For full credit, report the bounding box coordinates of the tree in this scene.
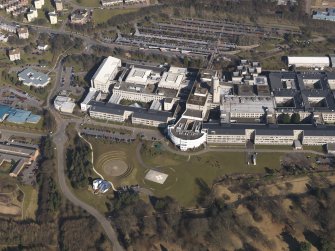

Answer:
[284,33,293,44]
[278,113,291,124]
[320,238,332,251]
[299,241,311,251]
[291,113,301,124]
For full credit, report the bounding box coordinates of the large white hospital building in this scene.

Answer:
[81,57,335,151]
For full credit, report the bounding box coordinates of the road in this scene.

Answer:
[52,119,124,251]
[305,0,312,14]
[42,54,125,250]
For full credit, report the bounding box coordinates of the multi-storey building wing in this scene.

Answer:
[81,57,335,151]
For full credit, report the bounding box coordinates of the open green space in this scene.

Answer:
[19,185,38,220]
[1,118,45,132]
[21,50,55,67]
[255,144,293,150]
[92,8,140,24]
[0,161,13,174]
[69,184,112,214]
[87,139,287,207]
[75,0,100,7]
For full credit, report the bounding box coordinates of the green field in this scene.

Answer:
[19,185,38,220]
[75,0,100,7]
[0,118,45,132]
[92,8,139,24]
[70,184,112,214]
[88,139,286,207]
[0,161,13,174]
[255,145,293,150]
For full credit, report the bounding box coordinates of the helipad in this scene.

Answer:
[145,169,168,184]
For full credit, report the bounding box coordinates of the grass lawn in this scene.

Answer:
[1,118,45,132]
[19,185,38,220]
[141,146,283,206]
[92,8,139,24]
[70,184,112,214]
[0,161,13,174]
[255,145,293,150]
[302,145,325,152]
[75,0,100,7]
[21,50,55,67]
[88,139,286,207]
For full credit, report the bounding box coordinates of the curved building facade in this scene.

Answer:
[167,121,207,151]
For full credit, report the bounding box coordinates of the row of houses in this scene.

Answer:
[0,23,29,38]
[0,0,28,16]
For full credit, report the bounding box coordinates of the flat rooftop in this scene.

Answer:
[204,123,335,137]
[125,67,153,85]
[221,96,274,114]
[114,81,178,98]
[170,117,204,140]
[89,101,172,122]
[92,56,121,85]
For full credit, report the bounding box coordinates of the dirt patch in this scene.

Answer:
[213,186,241,203]
[236,205,287,251]
[0,194,11,204]
[0,204,21,216]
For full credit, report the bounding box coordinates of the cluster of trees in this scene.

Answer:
[36,136,61,223]
[67,23,95,35]
[107,176,335,251]
[278,113,301,124]
[41,109,55,132]
[1,71,19,85]
[50,34,83,54]
[0,219,57,247]
[141,142,162,157]
[59,217,113,250]
[63,54,102,73]
[66,135,92,188]
[96,5,163,29]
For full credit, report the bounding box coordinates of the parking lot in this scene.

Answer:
[0,87,42,109]
[80,128,136,143]
[19,161,38,185]
[114,18,301,56]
